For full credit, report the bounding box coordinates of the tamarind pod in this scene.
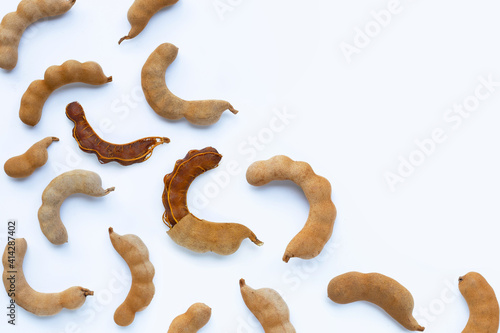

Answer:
[168,213,263,255]
[459,272,499,332]
[239,279,296,333]
[0,0,76,70]
[167,303,211,333]
[327,272,424,331]
[4,136,58,178]
[162,147,222,228]
[141,43,238,126]
[246,155,336,262]
[19,60,112,126]
[119,0,179,44]
[38,170,115,245]
[109,228,155,326]
[66,102,169,166]
[2,238,93,316]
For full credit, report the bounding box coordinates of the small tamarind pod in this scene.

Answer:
[119,0,179,44]
[239,279,296,333]
[4,136,58,178]
[109,227,155,326]
[66,102,169,166]
[2,238,93,316]
[0,0,76,70]
[459,272,499,332]
[162,147,262,255]
[327,272,425,331]
[38,170,115,245]
[167,303,211,333]
[246,155,336,262]
[142,43,238,126]
[19,60,112,126]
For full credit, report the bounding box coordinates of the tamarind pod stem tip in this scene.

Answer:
[228,105,239,114]
[282,254,291,263]
[118,36,129,45]
[105,187,115,194]
[239,279,246,287]
[250,234,263,246]
[162,137,171,143]
[52,137,60,142]
[107,76,113,83]
[108,227,113,234]
[85,290,94,296]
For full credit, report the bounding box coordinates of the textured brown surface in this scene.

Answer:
[167,303,211,333]
[162,147,221,228]
[119,0,179,44]
[459,272,499,332]
[327,272,424,331]
[246,155,336,262]
[0,0,76,70]
[66,102,169,166]
[4,136,58,178]
[109,228,155,326]
[2,238,92,316]
[142,43,238,126]
[19,60,112,126]
[239,279,296,333]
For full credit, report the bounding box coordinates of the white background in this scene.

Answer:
[1,0,500,332]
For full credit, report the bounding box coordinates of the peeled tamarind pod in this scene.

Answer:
[2,238,93,316]
[239,279,296,333]
[327,272,425,331]
[167,303,211,333]
[246,155,336,262]
[119,0,179,44]
[19,60,112,126]
[109,228,155,326]
[38,170,115,245]
[162,147,262,255]
[66,102,169,165]
[459,272,499,332]
[4,136,58,178]
[142,43,238,126]
[0,0,76,71]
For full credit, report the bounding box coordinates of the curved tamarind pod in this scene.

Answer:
[66,102,169,166]
[167,303,211,333]
[162,147,262,255]
[141,43,238,126]
[109,227,155,326]
[459,272,499,332]
[327,272,425,331]
[38,170,115,245]
[0,0,76,70]
[4,136,58,178]
[239,279,296,333]
[19,60,112,126]
[2,238,93,316]
[246,155,336,262]
[119,0,179,44]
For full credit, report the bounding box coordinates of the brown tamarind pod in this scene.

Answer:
[66,102,169,166]
[162,147,262,255]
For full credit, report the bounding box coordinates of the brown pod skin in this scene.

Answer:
[459,272,499,332]
[66,102,169,166]
[239,279,296,333]
[0,0,76,70]
[119,0,179,44]
[167,303,211,333]
[109,228,155,326]
[19,60,112,126]
[142,43,238,126]
[2,238,93,316]
[162,147,262,255]
[4,136,58,178]
[246,155,336,262]
[327,272,424,331]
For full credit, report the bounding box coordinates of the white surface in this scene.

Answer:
[1,0,500,332]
